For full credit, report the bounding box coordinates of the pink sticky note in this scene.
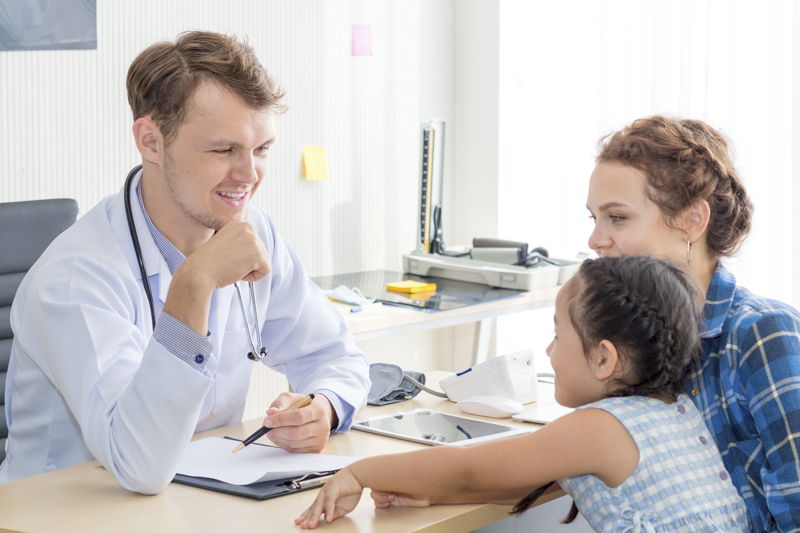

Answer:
[351,24,373,57]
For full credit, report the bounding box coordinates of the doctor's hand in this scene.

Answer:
[295,467,364,529]
[263,392,337,453]
[164,220,270,336]
[184,219,271,288]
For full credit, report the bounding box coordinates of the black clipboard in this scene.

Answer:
[171,437,339,500]
[172,470,337,500]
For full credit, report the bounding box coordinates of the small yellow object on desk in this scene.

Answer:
[386,280,437,294]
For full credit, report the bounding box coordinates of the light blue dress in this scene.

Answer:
[558,395,750,532]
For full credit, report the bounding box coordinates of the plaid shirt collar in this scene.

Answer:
[701,262,736,339]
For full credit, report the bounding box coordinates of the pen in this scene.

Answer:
[232,393,315,453]
[287,473,336,490]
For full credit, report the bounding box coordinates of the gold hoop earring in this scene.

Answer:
[687,241,693,265]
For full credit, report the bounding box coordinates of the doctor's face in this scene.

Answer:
[586,162,686,265]
[160,81,276,232]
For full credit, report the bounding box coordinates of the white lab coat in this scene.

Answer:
[0,171,369,493]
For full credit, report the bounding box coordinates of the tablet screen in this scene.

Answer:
[353,409,529,446]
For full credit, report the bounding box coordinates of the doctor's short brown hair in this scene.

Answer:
[126,31,285,144]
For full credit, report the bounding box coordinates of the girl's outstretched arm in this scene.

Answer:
[296,407,637,528]
[370,485,538,509]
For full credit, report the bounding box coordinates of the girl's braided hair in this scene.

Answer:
[569,255,701,399]
[512,255,701,519]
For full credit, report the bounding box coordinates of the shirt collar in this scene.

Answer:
[136,180,185,276]
[701,262,736,338]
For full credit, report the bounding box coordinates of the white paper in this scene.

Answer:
[177,437,359,485]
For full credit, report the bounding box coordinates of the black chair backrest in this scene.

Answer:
[0,199,79,463]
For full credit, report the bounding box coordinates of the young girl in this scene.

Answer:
[295,255,750,532]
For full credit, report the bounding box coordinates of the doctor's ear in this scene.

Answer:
[132,117,164,166]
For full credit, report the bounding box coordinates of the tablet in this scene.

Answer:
[353,408,529,446]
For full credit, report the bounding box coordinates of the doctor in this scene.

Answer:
[0,31,370,494]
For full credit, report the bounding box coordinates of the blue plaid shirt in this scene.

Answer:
[687,263,800,533]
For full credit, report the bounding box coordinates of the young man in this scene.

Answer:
[0,31,370,494]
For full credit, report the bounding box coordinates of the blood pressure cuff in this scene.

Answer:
[368,363,426,406]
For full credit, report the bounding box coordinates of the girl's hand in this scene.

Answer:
[295,468,364,529]
[371,490,431,508]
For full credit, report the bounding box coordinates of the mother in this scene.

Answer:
[586,115,800,532]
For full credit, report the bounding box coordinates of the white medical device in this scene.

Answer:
[439,350,538,404]
[457,396,524,418]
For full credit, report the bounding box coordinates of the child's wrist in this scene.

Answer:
[344,465,364,488]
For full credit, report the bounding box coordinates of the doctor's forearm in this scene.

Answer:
[162,263,214,336]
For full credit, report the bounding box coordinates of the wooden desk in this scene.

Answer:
[337,286,559,365]
[0,374,558,533]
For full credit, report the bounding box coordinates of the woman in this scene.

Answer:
[585,115,800,532]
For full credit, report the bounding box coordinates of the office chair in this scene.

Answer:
[0,199,79,463]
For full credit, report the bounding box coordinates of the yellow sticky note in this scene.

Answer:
[386,280,437,294]
[302,146,329,181]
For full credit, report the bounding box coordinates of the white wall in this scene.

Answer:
[794,3,800,309]
[451,0,500,246]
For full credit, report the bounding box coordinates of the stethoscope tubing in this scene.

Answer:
[124,166,157,328]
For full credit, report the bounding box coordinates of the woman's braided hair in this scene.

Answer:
[512,255,701,520]
[569,255,701,399]
[597,115,752,258]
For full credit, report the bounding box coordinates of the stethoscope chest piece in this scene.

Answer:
[248,346,268,361]
[235,281,268,362]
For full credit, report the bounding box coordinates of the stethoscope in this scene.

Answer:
[123,165,268,361]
